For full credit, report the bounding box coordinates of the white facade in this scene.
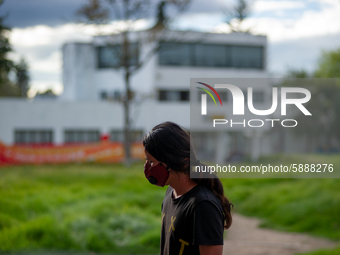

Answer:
[60,31,268,101]
[0,98,189,145]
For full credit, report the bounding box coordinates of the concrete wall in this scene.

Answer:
[0,98,190,145]
[61,43,97,101]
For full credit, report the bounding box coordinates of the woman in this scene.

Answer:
[143,121,232,255]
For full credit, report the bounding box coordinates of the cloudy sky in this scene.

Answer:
[1,0,340,96]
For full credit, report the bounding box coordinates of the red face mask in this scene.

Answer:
[144,161,170,187]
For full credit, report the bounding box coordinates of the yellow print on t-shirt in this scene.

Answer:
[169,215,176,232]
[178,239,189,255]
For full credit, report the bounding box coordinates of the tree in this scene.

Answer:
[225,0,252,33]
[314,47,340,78]
[285,47,340,152]
[286,69,310,78]
[15,58,29,97]
[34,88,57,99]
[0,0,29,97]
[313,47,340,150]
[76,0,191,165]
[0,0,18,97]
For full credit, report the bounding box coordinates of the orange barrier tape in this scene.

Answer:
[0,141,144,165]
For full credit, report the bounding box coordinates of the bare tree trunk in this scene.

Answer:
[123,31,131,166]
[123,71,131,166]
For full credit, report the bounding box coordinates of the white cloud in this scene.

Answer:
[6,0,340,94]
[9,24,93,94]
[10,24,92,48]
[213,0,340,42]
[29,51,62,73]
[253,1,306,12]
[10,20,151,48]
[268,32,340,75]
[8,20,151,94]
[172,12,224,31]
[253,4,340,41]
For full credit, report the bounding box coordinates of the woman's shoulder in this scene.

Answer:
[194,184,216,198]
[165,185,174,196]
[191,184,223,209]
[163,185,174,201]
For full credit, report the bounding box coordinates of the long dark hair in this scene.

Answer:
[143,121,232,229]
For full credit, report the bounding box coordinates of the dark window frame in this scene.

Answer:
[14,129,53,145]
[64,129,100,143]
[158,89,190,102]
[97,43,139,69]
[159,42,264,69]
[110,129,144,142]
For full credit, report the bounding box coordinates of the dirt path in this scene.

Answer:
[223,213,338,255]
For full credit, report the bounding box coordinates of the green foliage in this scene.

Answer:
[15,58,29,97]
[221,154,340,240]
[283,56,340,150]
[293,79,340,149]
[0,0,29,97]
[0,163,165,253]
[286,69,310,78]
[297,246,340,255]
[314,47,340,78]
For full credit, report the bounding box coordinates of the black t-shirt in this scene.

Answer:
[160,184,224,255]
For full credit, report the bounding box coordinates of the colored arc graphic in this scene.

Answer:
[196,82,223,106]
[197,87,217,105]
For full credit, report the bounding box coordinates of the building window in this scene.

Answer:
[159,42,264,69]
[159,90,190,102]
[195,44,230,67]
[111,130,144,142]
[15,130,53,144]
[113,90,121,100]
[159,43,194,66]
[64,130,100,143]
[180,91,190,101]
[110,130,124,142]
[97,43,138,68]
[100,91,108,100]
[230,46,263,69]
[99,90,122,101]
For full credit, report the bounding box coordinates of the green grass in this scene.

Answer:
[221,177,340,239]
[220,154,340,255]
[0,163,166,254]
[0,154,340,254]
[296,246,340,255]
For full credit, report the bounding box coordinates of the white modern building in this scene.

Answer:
[61,31,267,101]
[0,30,277,162]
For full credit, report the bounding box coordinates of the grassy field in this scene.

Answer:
[0,163,166,254]
[0,154,340,254]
